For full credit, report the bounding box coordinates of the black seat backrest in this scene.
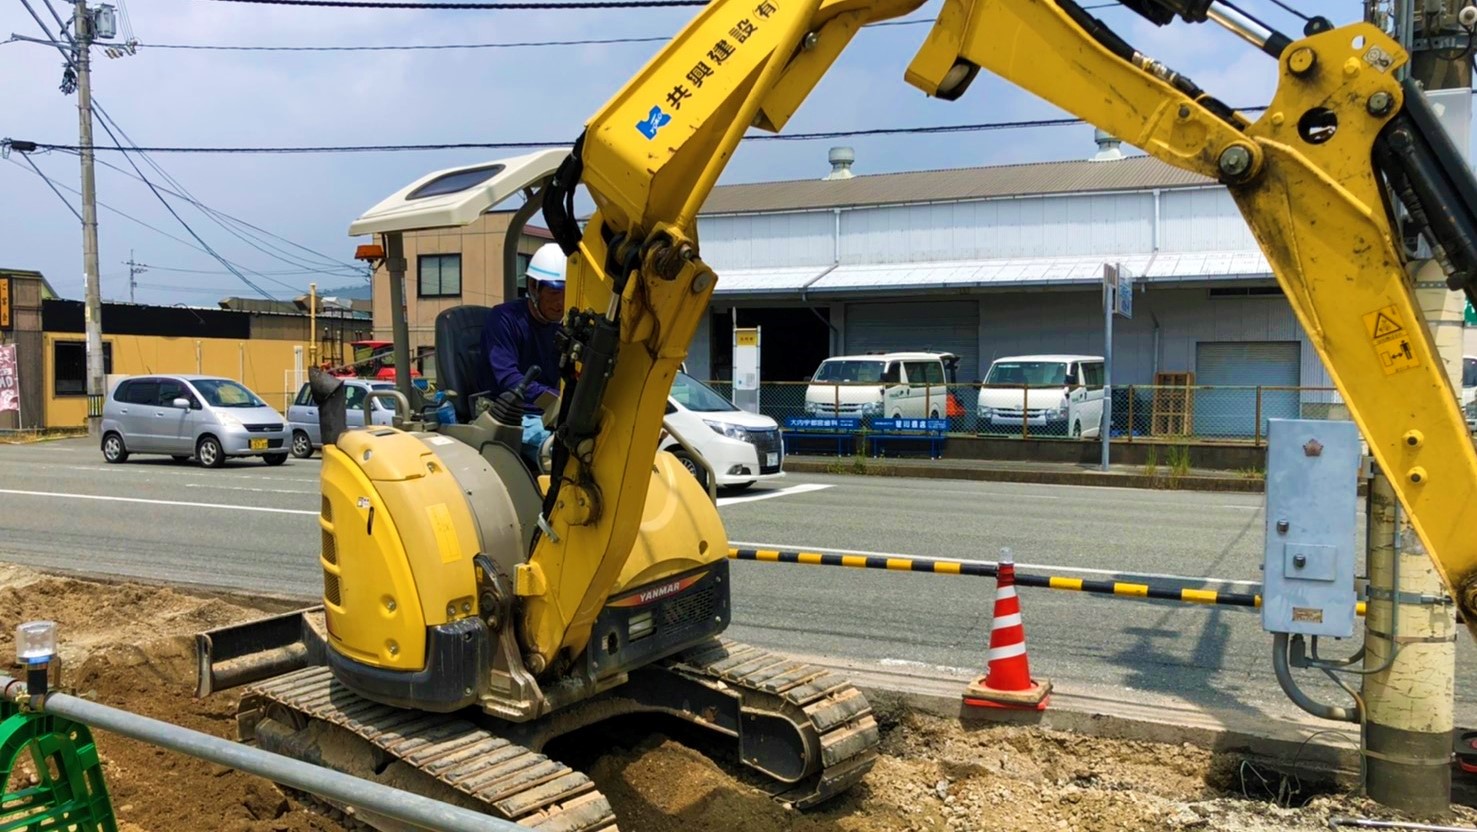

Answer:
[434,305,493,423]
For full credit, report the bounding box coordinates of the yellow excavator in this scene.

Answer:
[197,0,1477,827]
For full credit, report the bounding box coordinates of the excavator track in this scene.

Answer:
[663,638,881,809]
[231,639,876,829]
[238,667,619,832]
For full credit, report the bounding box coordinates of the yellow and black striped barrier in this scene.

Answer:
[727,547,1369,617]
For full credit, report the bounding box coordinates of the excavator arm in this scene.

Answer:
[521,0,1477,671]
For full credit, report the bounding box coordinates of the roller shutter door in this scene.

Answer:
[843,301,979,382]
[1194,341,1300,438]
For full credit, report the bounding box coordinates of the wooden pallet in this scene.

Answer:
[1151,372,1194,436]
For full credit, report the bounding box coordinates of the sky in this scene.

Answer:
[2,0,1357,306]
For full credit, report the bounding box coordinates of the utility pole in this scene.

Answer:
[308,282,318,368]
[1358,0,1464,812]
[74,0,104,437]
[125,250,145,304]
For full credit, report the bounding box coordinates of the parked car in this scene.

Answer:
[287,379,397,458]
[977,354,1106,438]
[803,352,957,419]
[1464,355,1476,410]
[662,371,784,491]
[101,374,289,467]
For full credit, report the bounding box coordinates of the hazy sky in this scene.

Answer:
[3,0,1356,305]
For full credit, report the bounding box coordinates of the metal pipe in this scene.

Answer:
[1274,633,1360,722]
[384,231,415,408]
[1330,818,1477,831]
[0,676,522,832]
[1205,1,1288,57]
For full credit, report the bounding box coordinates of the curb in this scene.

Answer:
[783,457,1265,493]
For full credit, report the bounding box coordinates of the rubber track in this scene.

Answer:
[667,637,881,809]
[240,667,619,831]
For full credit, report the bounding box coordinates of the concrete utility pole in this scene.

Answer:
[125,250,145,304]
[308,282,318,367]
[1358,0,1466,811]
[74,0,104,437]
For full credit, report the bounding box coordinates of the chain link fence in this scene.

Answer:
[703,381,1344,447]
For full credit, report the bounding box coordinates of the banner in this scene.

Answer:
[0,343,17,413]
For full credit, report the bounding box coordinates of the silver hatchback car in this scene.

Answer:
[285,379,396,459]
[101,374,290,467]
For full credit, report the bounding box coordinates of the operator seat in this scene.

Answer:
[434,305,493,423]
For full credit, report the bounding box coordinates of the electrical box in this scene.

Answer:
[91,4,117,39]
[1261,419,1360,638]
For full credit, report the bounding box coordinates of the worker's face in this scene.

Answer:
[530,280,564,323]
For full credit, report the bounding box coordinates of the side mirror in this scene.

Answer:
[172,397,192,409]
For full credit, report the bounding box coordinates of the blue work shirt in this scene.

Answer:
[481,299,561,413]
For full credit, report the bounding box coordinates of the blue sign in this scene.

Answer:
[872,418,948,432]
[636,106,671,140]
[785,417,861,431]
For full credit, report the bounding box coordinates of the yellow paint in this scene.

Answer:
[841,555,868,568]
[1181,589,1218,604]
[1049,576,1083,591]
[757,550,781,562]
[1114,583,1150,598]
[735,329,759,347]
[935,561,961,575]
[44,332,306,428]
[885,558,912,571]
[426,503,460,564]
[797,552,823,565]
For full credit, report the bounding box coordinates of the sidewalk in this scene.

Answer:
[783,454,1267,492]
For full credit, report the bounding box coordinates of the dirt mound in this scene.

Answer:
[3,563,1475,832]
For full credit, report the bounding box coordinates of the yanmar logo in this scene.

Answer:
[609,572,706,608]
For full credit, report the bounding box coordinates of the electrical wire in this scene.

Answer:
[194,0,710,8]
[1262,0,1312,21]
[1217,0,1283,34]
[13,152,84,223]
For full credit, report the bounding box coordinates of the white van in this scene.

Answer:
[977,354,1106,438]
[803,352,957,419]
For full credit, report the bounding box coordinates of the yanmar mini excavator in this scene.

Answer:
[198,0,1477,827]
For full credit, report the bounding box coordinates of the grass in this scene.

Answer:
[1235,465,1266,480]
[1140,446,1160,478]
[1165,442,1192,488]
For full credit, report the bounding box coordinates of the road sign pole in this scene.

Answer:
[1101,264,1114,472]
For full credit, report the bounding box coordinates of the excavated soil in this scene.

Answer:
[2,564,1475,832]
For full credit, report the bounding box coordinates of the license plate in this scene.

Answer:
[766,453,779,467]
[250,438,267,451]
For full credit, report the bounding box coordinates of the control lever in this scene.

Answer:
[488,366,541,428]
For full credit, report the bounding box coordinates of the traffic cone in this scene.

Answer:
[964,548,1051,710]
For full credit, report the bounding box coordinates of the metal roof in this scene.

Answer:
[708,249,1272,296]
[700,155,1214,215]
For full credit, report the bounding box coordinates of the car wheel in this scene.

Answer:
[290,431,314,459]
[892,412,902,419]
[263,453,288,466]
[196,435,225,469]
[930,409,940,419]
[1072,420,1083,438]
[671,449,709,490]
[102,432,129,464]
[171,455,191,463]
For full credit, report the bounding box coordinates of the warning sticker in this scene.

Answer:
[1362,304,1420,375]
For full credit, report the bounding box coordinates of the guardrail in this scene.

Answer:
[705,381,1344,447]
[726,546,1371,617]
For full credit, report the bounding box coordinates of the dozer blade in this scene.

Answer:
[196,607,327,698]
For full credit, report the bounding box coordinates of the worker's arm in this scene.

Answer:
[482,307,557,405]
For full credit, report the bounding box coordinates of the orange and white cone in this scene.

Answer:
[964,548,1051,710]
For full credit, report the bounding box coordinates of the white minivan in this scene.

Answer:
[803,352,957,419]
[977,354,1106,438]
[661,371,784,491]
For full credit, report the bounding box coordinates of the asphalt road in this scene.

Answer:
[2,437,1472,725]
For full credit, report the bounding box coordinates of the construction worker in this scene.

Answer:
[481,243,566,465]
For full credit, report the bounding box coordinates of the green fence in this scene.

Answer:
[704,381,1345,447]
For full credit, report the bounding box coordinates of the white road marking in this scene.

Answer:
[60,464,319,484]
[730,540,1262,587]
[0,488,319,516]
[185,483,317,495]
[717,483,833,507]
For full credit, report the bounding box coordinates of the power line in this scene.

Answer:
[14,152,84,222]
[195,0,708,8]
[1260,0,1311,21]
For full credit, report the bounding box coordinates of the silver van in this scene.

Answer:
[101,374,290,467]
[286,379,396,458]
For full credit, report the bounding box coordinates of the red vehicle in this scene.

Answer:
[331,340,423,383]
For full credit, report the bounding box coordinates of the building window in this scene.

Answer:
[515,252,532,299]
[53,341,113,396]
[418,254,462,298]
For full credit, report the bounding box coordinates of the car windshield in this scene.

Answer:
[985,361,1068,387]
[813,360,885,383]
[671,372,736,413]
[193,379,266,408]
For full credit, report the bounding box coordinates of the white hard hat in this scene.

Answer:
[525,243,566,289]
